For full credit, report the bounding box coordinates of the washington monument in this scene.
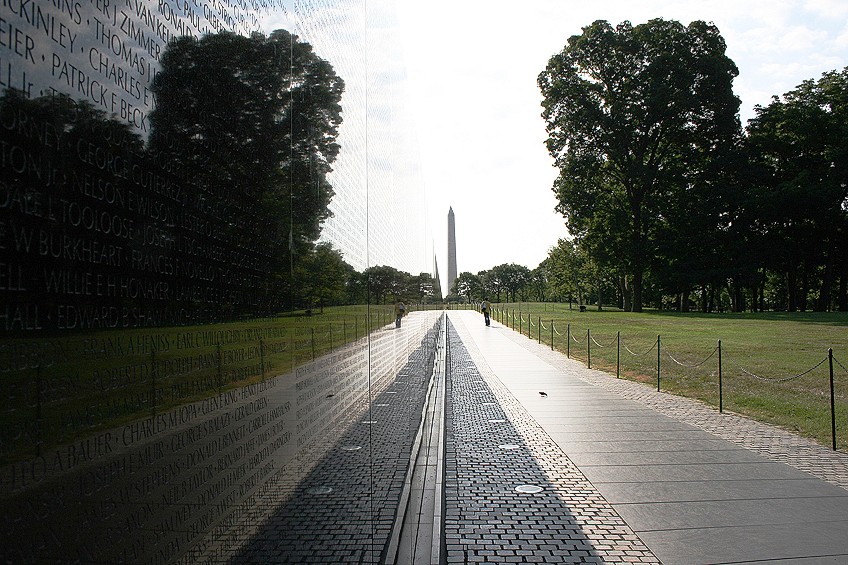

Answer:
[447,207,457,294]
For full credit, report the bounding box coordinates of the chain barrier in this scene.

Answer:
[590,334,618,349]
[503,310,842,450]
[834,354,848,374]
[665,345,719,368]
[622,339,658,357]
[505,312,840,382]
[724,351,829,382]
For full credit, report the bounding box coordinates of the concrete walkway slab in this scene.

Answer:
[599,477,848,503]
[447,310,848,565]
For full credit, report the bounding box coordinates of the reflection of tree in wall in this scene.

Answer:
[0,90,150,328]
[148,30,344,311]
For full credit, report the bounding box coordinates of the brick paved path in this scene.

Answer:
[443,319,660,564]
[224,323,440,563]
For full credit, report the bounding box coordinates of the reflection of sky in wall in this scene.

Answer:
[265,0,369,272]
[266,0,429,276]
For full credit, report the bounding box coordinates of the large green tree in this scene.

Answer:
[745,68,848,311]
[497,263,532,303]
[300,242,354,311]
[452,271,482,303]
[539,19,741,311]
[363,265,409,304]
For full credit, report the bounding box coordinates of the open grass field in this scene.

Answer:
[496,302,848,452]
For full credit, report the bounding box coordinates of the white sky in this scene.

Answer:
[395,0,848,293]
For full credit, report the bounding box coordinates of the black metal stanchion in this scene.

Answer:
[217,343,223,392]
[656,335,661,392]
[260,338,266,381]
[587,329,591,368]
[829,348,836,451]
[718,340,723,413]
[567,323,571,358]
[616,331,620,378]
[151,349,157,416]
[36,364,42,457]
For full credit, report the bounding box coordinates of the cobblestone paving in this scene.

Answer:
[494,323,848,492]
[226,323,440,563]
[444,319,660,564]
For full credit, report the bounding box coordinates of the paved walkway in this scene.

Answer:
[445,310,848,565]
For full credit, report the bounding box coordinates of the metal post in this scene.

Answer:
[829,348,836,451]
[519,312,522,335]
[260,338,266,381]
[217,343,223,391]
[538,317,541,343]
[567,323,571,358]
[328,324,333,350]
[290,331,294,371]
[656,335,661,392]
[151,349,157,416]
[311,327,316,361]
[550,321,554,350]
[343,319,347,342]
[718,340,723,413]
[616,331,620,378]
[36,365,42,457]
[587,328,591,368]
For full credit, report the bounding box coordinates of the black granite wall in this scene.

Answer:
[0,0,434,562]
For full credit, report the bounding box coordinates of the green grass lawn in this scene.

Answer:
[496,302,848,452]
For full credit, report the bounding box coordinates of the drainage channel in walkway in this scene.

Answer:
[389,313,447,565]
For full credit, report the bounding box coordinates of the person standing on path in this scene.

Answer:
[480,299,491,326]
[395,301,406,328]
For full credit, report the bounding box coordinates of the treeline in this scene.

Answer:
[453,51,848,315]
[449,264,540,304]
[295,243,440,311]
[537,19,847,312]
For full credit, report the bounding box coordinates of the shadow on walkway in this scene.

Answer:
[228,323,440,563]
